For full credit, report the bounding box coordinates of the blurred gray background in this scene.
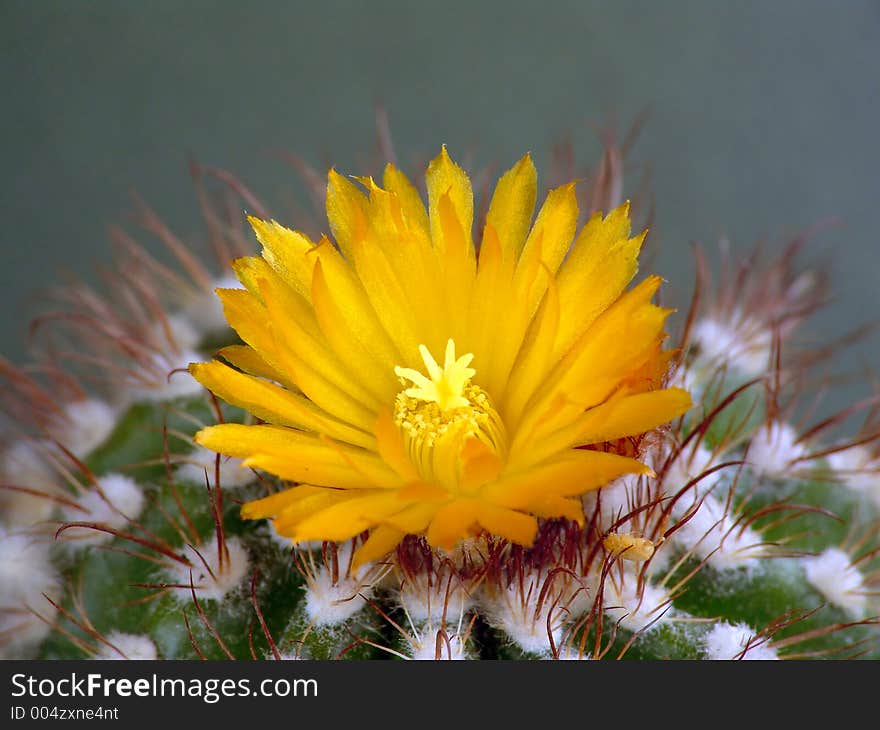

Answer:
[2,1,879,412]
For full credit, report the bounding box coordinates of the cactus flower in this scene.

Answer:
[189,147,691,569]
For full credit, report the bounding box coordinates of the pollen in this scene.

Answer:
[394,384,495,447]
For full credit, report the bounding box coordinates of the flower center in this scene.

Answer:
[394,340,505,482]
[394,339,475,412]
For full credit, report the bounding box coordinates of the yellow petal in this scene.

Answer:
[554,204,645,359]
[189,360,375,449]
[352,525,406,571]
[475,503,538,546]
[248,216,317,301]
[292,492,402,542]
[382,163,430,236]
[242,484,333,520]
[374,409,420,481]
[501,265,560,427]
[569,387,692,447]
[526,496,585,525]
[517,182,578,279]
[311,237,402,369]
[459,437,503,493]
[469,221,516,391]
[485,153,537,260]
[244,487,365,543]
[364,172,446,355]
[217,345,284,383]
[426,500,479,549]
[240,453,378,490]
[194,423,402,489]
[436,190,476,343]
[486,450,652,508]
[230,255,268,301]
[326,169,368,261]
[476,230,536,398]
[426,146,473,254]
[479,184,577,401]
[382,502,438,533]
[510,275,669,453]
[311,258,399,402]
[255,262,382,422]
[264,345,378,434]
[216,288,298,390]
[397,483,448,500]
[272,488,354,535]
[523,387,691,467]
[348,207,425,362]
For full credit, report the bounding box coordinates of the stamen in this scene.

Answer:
[393,340,506,485]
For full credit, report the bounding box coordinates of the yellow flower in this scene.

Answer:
[190,147,691,569]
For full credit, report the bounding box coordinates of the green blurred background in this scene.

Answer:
[2,0,879,411]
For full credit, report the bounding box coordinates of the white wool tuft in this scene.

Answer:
[748,421,807,477]
[671,493,763,570]
[50,399,117,458]
[398,572,473,625]
[304,571,372,627]
[276,651,302,660]
[175,447,255,488]
[803,548,867,617]
[408,631,469,660]
[662,444,719,499]
[60,474,145,546]
[268,522,294,548]
[0,528,61,658]
[703,621,778,660]
[158,314,202,352]
[591,474,640,532]
[132,349,204,402]
[164,535,250,601]
[602,571,669,633]
[667,364,698,397]
[95,632,158,660]
[0,440,62,527]
[690,315,772,377]
[303,544,375,627]
[828,446,880,507]
[482,570,578,656]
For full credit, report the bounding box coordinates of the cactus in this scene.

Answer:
[2,134,878,661]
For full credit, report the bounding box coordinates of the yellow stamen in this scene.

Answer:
[393,340,506,484]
